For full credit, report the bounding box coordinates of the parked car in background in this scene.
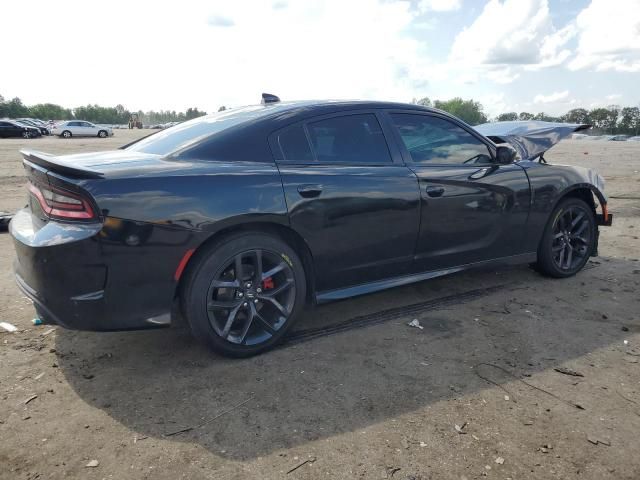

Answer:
[51,121,113,138]
[0,120,41,138]
[628,136,640,142]
[9,97,612,357]
[609,135,629,141]
[16,119,50,136]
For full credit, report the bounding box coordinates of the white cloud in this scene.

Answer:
[568,0,640,72]
[2,0,435,111]
[606,94,622,101]
[534,90,570,104]
[418,0,461,12]
[486,67,520,84]
[450,0,568,66]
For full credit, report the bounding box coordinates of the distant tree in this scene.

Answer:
[185,107,206,120]
[414,97,432,107]
[589,108,611,131]
[433,97,487,125]
[218,106,227,112]
[29,103,73,120]
[496,112,518,121]
[518,112,535,120]
[4,97,29,118]
[619,107,640,135]
[563,108,590,124]
[604,105,620,133]
[533,112,561,122]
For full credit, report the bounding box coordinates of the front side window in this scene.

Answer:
[391,114,492,165]
[306,114,392,164]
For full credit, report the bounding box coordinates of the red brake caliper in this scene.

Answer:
[262,277,274,290]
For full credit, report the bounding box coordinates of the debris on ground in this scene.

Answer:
[454,422,468,434]
[42,328,56,336]
[32,318,43,326]
[495,457,505,465]
[587,436,611,446]
[407,319,423,330]
[34,372,45,380]
[286,456,316,474]
[0,322,18,332]
[554,367,584,377]
[85,460,99,468]
[24,394,38,405]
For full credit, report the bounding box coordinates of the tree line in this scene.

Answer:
[414,97,640,135]
[0,94,208,125]
[3,93,638,134]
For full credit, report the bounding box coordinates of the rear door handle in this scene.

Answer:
[297,184,323,198]
[425,185,445,197]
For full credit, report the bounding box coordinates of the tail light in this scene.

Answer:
[27,182,96,220]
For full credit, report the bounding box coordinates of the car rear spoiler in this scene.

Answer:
[20,150,104,179]
[473,121,591,161]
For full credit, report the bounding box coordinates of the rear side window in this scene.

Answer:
[277,125,313,162]
[307,114,391,164]
[390,114,492,165]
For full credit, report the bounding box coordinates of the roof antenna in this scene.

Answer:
[261,93,280,104]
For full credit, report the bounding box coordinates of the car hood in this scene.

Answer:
[474,121,590,161]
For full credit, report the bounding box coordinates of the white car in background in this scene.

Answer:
[51,121,113,138]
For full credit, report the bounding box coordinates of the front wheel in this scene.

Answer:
[22,131,31,139]
[98,130,108,138]
[181,232,306,357]
[535,197,596,278]
[62,130,72,138]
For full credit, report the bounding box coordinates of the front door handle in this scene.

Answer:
[425,185,445,198]
[297,184,323,198]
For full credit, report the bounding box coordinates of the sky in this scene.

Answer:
[3,0,640,117]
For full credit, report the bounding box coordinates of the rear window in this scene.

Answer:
[125,106,271,156]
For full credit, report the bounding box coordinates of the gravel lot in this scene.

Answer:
[1,131,639,479]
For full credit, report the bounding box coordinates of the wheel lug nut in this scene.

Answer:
[238,292,243,297]
[256,288,262,293]
[243,302,248,307]
[254,299,259,304]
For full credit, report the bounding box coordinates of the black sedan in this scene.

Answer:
[0,119,41,138]
[10,96,612,356]
[16,118,50,136]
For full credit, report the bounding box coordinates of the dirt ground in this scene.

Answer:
[1,131,639,480]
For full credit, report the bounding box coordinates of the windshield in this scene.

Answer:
[124,105,274,155]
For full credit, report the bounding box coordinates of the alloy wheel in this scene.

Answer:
[206,249,296,345]
[551,205,592,271]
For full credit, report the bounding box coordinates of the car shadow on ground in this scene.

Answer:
[54,258,638,461]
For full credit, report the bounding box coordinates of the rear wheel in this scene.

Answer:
[536,197,596,278]
[62,130,72,138]
[181,232,306,357]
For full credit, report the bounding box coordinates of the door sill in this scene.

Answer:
[315,252,536,303]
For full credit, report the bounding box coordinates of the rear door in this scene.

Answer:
[385,111,531,272]
[272,111,421,293]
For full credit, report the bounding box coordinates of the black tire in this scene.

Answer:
[98,130,108,138]
[181,232,306,357]
[62,130,72,138]
[535,197,596,278]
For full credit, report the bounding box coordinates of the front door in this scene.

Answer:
[272,112,421,293]
[386,112,531,272]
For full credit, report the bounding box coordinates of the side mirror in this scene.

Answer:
[495,145,517,165]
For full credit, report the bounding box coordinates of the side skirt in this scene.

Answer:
[315,252,537,303]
